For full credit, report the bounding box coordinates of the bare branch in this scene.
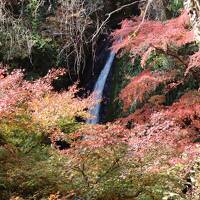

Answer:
[91,0,146,42]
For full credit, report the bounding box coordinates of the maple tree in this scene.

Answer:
[185,50,200,76]
[47,105,200,199]
[1,4,200,200]
[111,10,200,112]
[0,64,97,199]
[112,10,194,64]
[0,65,94,128]
[168,90,200,131]
[118,69,178,110]
[29,84,95,130]
[0,66,63,117]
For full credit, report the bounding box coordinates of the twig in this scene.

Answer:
[73,163,90,188]
[91,0,146,42]
[95,157,121,184]
[153,45,188,67]
[134,0,152,33]
[129,0,152,38]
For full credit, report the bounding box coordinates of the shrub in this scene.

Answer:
[0,65,95,199]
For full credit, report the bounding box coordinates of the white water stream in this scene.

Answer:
[87,51,115,124]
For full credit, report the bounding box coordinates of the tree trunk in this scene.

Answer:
[184,0,200,42]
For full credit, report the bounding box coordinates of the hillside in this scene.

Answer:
[0,0,200,199]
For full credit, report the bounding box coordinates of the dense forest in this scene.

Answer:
[0,0,200,199]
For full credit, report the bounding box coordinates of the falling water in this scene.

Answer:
[87,51,115,124]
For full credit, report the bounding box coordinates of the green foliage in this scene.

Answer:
[0,0,58,75]
[178,42,199,56]
[25,0,43,32]
[0,0,108,76]
[0,149,70,199]
[58,118,80,134]
[146,52,174,72]
[63,143,190,200]
[0,113,72,199]
[167,0,184,17]
[1,116,190,200]
[0,115,47,160]
[106,54,142,121]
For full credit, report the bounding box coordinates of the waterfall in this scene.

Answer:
[87,51,115,124]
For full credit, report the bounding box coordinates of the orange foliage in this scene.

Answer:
[112,10,193,65]
[117,104,164,125]
[58,109,200,172]
[119,70,176,110]
[64,123,129,153]
[0,66,94,131]
[112,10,200,111]
[29,84,95,130]
[168,90,200,130]
[0,67,67,118]
[185,50,200,77]
[128,112,200,170]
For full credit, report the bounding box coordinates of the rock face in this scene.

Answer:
[184,0,200,42]
[139,0,168,21]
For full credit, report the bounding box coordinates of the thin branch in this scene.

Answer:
[134,0,152,34]
[91,0,145,42]
[153,45,188,67]
[73,164,90,188]
[129,0,152,39]
[95,157,121,184]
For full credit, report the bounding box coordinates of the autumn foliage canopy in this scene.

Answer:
[1,7,200,200]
